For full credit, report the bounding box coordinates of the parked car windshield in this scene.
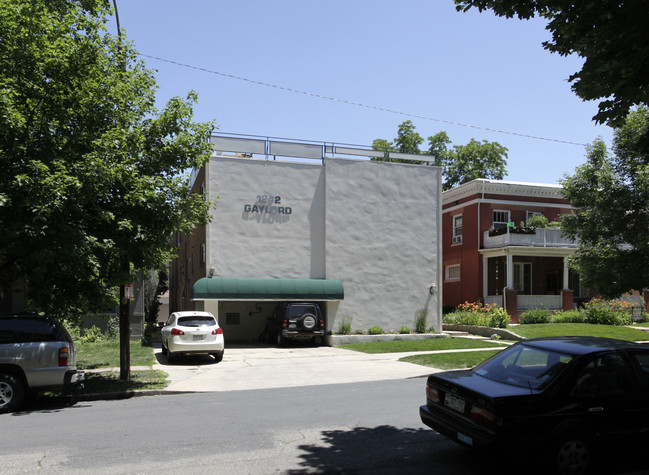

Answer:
[177,316,216,327]
[473,344,574,390]
[288,305,316,318]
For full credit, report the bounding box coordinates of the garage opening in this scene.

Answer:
[191,277,344,342]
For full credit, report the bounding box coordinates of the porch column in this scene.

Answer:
[506,252,514,290]
[562,258,570,290]
[482,254,489,301]
[504,251,519,322]
[561,257,573,310]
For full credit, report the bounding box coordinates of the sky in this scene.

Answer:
[115,1,613,185]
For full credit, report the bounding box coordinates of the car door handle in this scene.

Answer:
[588,407,604,413]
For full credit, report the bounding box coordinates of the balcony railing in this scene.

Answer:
[483,228,577,249]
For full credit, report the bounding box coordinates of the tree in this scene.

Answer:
[454,1,649,128]
[372,121,508,190]
[371,120,423,164]
[561,107,649,298]
[0,1,214,374]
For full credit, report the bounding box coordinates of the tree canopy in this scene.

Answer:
[454,1,649,128]
[561,107,649,298]
[0,0,214,317]
[372,121,508,190]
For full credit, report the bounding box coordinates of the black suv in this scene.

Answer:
[0,315,84,413]
[264,302,325,346]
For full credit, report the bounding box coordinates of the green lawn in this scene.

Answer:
[339,337,504,354]
[341,324,649,371]
[76,340,157,369]
[510,323,649,341]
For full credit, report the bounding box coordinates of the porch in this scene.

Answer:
[480,237,580,321]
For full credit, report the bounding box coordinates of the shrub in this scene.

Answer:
[62,319,81,342]
[81,325,104,343]
[443,301,510,328]
[551,310,586,323]
[338,314,352,335]
[415,308,428,333]
[368,326,384,335]
[583,298,632,326]
[399,326,411,334]
[526,214,549,228]
[520,308,552,324]
[106,316,119,340]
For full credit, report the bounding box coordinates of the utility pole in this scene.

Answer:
[113,0,130,381]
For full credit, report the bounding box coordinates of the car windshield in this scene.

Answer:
[473,344,573,389]
[177,316,216,327]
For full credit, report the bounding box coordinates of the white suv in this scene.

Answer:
[161,311,225,362]
[0,314,85,413]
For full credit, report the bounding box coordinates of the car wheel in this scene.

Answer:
[300,313,317,330]
[276,332,285,347]
[554,433,592,475]
[211,351,224,363]
[167,349,175,363]
[0,373,25,414]
[161,342,167,356]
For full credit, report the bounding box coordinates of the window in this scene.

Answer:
[493,210,510,229]
[445,264,461,281]
[452,215,463,244]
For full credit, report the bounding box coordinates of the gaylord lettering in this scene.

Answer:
[244,204,292,214]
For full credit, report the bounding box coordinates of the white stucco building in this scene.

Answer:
[169,135,443,342]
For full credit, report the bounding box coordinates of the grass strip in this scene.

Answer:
[511,323,649,341]
[339,337,503,354]
[400,350,502,370]
[82,370,168,393]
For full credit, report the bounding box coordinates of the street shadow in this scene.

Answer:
[287,425,648,475]
[285,425,515,475]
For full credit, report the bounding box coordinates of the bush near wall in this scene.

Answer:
[517,299,643,326]
[442,302,510,329]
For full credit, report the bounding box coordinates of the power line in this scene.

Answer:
[139,53,587,147]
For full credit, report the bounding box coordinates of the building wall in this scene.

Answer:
[324,159,442,333]
[183,155,443,336]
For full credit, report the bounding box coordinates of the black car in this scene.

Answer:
[419,336,649,475]
[262,302,325,346]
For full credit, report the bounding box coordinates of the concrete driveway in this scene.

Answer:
[152,342,435,392]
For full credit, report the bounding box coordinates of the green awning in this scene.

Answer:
[191,277,344,301]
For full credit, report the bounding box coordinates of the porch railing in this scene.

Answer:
[485,294,562,309]
[483,228,577,249]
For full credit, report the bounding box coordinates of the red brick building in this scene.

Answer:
[442,179,584,321]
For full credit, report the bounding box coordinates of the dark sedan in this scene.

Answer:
[419,336,649,475]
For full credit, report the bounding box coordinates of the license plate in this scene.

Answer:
[444,393,465,413]
[288,324,297,329]
[193,334,204,341]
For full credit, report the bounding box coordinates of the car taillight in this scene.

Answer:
[319,319,324,329]
[282,319,288,328]
[59,347,69,366]
[212,328,223,335]
[470,404,501,429]
[426,385,441,404]
[170,328,185,335]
